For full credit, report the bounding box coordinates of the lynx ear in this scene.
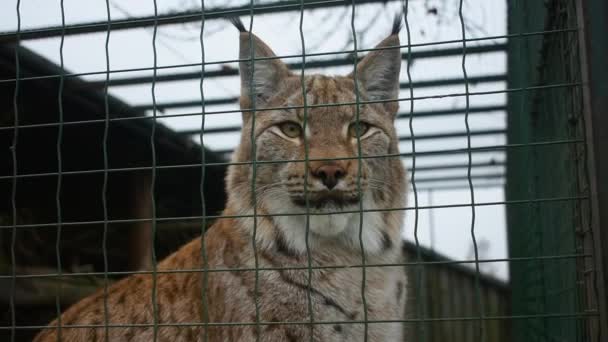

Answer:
[232,18,291,109]
[349,18,402,115]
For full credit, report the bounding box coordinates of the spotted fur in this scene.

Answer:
[34,16,408,342]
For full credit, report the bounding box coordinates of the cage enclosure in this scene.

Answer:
[0,0,606,341]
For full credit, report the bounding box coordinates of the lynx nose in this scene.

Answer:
[312,164,346,190]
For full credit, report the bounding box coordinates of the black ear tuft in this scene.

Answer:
[229,17,247,32]
[391,13,403,35]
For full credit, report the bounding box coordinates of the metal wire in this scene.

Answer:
[298,1,316,340]
[9,2,21,342]
[0,194,588,232]
[458,0,485,340]
[0,159,503,182]
[0,138,579,185]
[0,253,593,281]
[0,28,576,85]
[54,1,67,339]
[131,74,506,112]
[1,311,599,331]
[149,0,161,339]
[174,106,505,136]
[0,105,504,135]
[245,4,263,340]
[401,1,426,340]
[102,0,112,341]
[93,45,506,88]
[0,0,398,41]
[0,84,574,134]
[198,1,210,341]
[349,1,369,339]
[118,81,580,121]
[0,1,600,340]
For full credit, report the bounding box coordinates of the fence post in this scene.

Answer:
[576,0,608,339]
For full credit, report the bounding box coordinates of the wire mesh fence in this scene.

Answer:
[0,0,604,341]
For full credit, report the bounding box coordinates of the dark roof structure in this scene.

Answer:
[0,43,230,341]
[0,43,228,223]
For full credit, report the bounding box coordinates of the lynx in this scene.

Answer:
[34,16,408,342]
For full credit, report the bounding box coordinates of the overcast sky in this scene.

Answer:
[1,0,509,279]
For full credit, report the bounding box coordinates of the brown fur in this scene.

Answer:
[34,18,407,342]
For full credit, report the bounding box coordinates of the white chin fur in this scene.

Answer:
[265,194,386,255]
[307,208,354,237]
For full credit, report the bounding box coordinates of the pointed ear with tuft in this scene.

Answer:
[349,33,402,116]
[238,32,292,110]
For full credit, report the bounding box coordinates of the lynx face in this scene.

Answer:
[227,21,406,254]
[252,77,397,235]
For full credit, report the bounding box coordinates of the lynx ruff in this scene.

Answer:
[34,17,409,342]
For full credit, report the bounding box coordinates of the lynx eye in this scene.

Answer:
[278,122,302,138]
[348,122,370,138]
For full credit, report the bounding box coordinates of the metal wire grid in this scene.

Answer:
[0,0,599,341]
